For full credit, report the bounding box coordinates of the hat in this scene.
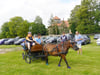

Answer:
[28,32,32,34]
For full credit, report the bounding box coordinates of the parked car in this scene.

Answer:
[96,38,100,45]
[45,37,57,43]
[14,36,20,41]
[57,36,61,43]
[41,37,47,43]
[81,35,91,45]
[14,38,25,45]
[94,34,100,39]
[0,39,9,45]
[4,38,15,45]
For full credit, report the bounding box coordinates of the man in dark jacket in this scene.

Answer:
[60,32,67,43]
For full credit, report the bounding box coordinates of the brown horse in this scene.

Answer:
[43,40,79,69]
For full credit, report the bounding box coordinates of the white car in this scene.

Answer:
[96,38,100,45]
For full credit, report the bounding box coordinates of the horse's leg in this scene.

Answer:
[46,56,48,65]
[62,55,71,69]
[58,57,62,67]
[45,53,48,65]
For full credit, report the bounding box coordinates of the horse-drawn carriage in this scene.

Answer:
[22,43,46,64]
[21,40,79,69]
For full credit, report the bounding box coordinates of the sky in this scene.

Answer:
[0,0,81,28]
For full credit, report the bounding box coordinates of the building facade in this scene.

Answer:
[48,16,70,35]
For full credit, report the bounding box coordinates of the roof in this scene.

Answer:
[52,16,70,27]
[53,16,60,20]
[52,21,69,27]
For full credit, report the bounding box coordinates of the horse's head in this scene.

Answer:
[68,40,79,51]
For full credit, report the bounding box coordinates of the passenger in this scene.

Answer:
[35,33,43,44]
[26,32,35,51]
[60,32,67,43]
[60,32,67,52]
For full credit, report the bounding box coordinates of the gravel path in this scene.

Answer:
[0,47,22,54]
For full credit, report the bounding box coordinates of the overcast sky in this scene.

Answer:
[0,0,81,28]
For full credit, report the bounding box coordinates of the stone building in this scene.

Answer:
[48,16,70,35]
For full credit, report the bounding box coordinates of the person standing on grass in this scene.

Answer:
[75,31,83,54]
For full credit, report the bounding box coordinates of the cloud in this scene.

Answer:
[0,0,81,28]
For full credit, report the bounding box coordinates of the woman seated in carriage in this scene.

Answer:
[26,32,36,51]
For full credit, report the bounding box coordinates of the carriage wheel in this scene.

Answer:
[22,53,25,59]
[25,55,31,64]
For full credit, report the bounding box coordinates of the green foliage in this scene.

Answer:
[60,20,69,34]
[69,5,80,33]
[34,16,43,24]
[69,0,100,34]
[31,16,47,35]
[52,24,59,35]
[17,20,30,37]
[31,22,47,35]
[0,16,47,38]
[0,22,10,38]
[8,17,24,37]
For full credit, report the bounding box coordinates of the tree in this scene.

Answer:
[31,22,47,35]
[0,22,10,38]
[69,5,80,33]
[0,16,47,38]
[17,20,30,37]
[76,0,100,33]
[34,16,43,24]
[69,0,100,34]
[8,16,24,37]
[30,16,47,35]
[60,20,68,34]
[52,23,59,35]
[48,14,54,26]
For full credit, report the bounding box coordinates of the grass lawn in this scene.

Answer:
[0,36,100,75]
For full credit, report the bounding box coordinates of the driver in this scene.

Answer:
[26,32,35,51]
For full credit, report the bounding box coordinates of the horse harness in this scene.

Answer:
[43,43,67,55]
[43,44,59,53]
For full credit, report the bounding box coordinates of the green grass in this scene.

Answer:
[0,36,100,75]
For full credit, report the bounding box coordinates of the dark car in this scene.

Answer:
[0,39,9,45]
[14,38,25,45]
[4,38,15,45]
[81,35,91,45]
[94,34,100,39]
